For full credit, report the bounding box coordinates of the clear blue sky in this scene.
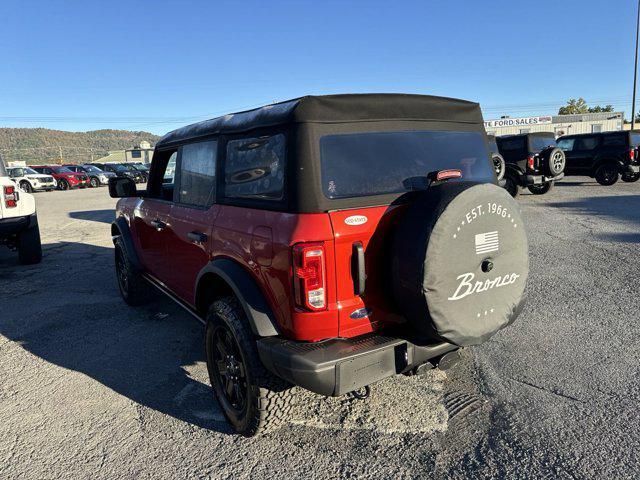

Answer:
[1,0,637,135]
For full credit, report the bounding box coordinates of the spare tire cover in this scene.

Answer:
[392,182,528,346]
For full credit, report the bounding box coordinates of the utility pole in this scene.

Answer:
[632,0,640,130]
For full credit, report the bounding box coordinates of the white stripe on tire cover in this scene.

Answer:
[424,183,528,346]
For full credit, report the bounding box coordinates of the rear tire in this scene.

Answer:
[17,225,42,264]
[114,236,149,306]
[527,182,554,195]
[205,296,293,437]
[19,181,33,193]
[594,162,619,186]
[503,175,519,197]
[622,172,640,183]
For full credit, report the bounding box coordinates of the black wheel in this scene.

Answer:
[114,236,149,306]
[594,163,619,186]
[90,177,99,188]
[527,182,554,195]
[57,179,69,190]
[503,175,519,197]
[17,225,42,265]
[622,172,640,183]
[492,154,506,181]
[19,181,33,193]
[205,296,293,436]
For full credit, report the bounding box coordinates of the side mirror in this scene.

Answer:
[109,177,138,198]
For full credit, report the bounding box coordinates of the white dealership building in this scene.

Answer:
[484,112,624,137]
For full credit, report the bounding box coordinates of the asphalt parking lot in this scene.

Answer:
[1,179,639,479]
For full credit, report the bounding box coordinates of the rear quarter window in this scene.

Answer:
[602,134,626,146]
[320,130,493,199]
[497,137,526,151]
[223,134,286,200]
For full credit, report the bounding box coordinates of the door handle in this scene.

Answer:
[150,219,166,231]
[351,242,366,296]
[188,231,208,244]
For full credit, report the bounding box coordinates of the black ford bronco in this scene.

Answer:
[110,94,529,436]
[496,132,566,196]
[556,131,640,185]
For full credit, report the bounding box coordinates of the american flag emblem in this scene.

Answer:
[475,231,499,255]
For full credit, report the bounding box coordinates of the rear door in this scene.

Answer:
[163,140,219,303]
[557,137,578,175]
[571,135,600,174]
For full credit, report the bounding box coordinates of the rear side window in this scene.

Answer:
[498,137,526,151]
[320,130,493,199]
[529,136,556,152]
[556,138,575,151]
[224,134,285,200]
[176,140,217,207]
[602,134,626,146]
[575,136,598,151]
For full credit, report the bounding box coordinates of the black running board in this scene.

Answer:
[142,273,205,326]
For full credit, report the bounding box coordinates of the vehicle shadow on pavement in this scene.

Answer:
[546,194,640,243]
[0,241,233,434]
[68,209,115,224]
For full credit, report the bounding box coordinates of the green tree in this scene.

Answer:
[558,98,589,115]
[588,105,614,113]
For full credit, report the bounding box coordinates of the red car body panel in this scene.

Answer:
[31,165,88,188]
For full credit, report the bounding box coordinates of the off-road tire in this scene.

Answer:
[19,181,33,193]
[492,154,506,181]
[90,177,99,188]
[621,172,640,183]
[57,179,69,190]
[594,162,619,186]
[17,225,42,264]
[114,236,149,306]
[527,181,554,195]
[205,296,293,437]
[503,175,519,197]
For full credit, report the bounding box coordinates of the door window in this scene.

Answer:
[224,134,286,200]
[176,140,217,207]
[575,136,599,150]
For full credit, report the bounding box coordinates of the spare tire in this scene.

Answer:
[541,147,565,177]
[392,182,528,346]
[492,153,506,181]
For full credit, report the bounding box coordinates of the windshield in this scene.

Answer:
[320,130,494,199]
[109,164,128,172]
[529,136,556,152]
[132,164,149,171]
[82,165,102,173]
[24,167,39,175]
[53,166,73,173]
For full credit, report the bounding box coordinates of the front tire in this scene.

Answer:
[57,179,69,190]
[594,163,619,186]
[90,177,99,188]
[527,182,554,195]
[205,297,293,437]
[114,237,149,306]
[17,225,42,264]
[622,172,640,183]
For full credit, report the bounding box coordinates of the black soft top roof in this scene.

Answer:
[497,131,555,140]
[156,94,483,147]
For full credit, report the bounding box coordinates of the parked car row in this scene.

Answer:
[488,130,640,197]
[6,163,149,192]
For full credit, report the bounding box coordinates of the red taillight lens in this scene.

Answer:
[436,169,462,181]
[527,155,535,171]
[4,185,18,208]
[630,149,635,161]
[293,242,326,311]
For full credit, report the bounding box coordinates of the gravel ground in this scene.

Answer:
[0,178,638,479]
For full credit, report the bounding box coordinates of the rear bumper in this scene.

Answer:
[525,172,564,185]
[257,333,457,396]
[625,164,640,174]
[0,213,37,237]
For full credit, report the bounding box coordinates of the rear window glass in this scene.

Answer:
[529,136,556,152]
[320,130,493,199]
[224,134,285,200]
[631,134,640,147]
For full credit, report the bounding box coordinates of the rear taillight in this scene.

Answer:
[293,242,326,311]
[630,149,635,161]
[527,155,535,171]
[4,185,19,208]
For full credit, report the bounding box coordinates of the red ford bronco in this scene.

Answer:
[110,94,529,436]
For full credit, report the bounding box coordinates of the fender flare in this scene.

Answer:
[195,258,280,337]
[111,216,142,271]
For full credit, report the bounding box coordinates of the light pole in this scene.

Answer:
[632,0,640,130]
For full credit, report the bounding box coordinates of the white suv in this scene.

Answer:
[7,166,56,193]
[0,158,42,264]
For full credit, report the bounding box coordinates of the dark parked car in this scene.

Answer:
[63,164,116,188]
[556,131,640,185]
[496,132,566,196]
[93,163,145,183]
[110,94,529,436]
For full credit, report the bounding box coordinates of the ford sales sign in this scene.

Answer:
[484,116,552,128]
